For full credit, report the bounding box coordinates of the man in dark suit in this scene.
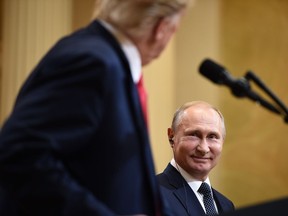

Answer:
[157,101,235,216]
[0,0,192,215]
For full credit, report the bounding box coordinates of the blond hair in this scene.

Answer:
[93,0,192,38]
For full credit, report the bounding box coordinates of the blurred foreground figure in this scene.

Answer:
[0,0,192,215]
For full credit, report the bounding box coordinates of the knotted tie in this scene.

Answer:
[137,74,148,126]
[198,182,218,215]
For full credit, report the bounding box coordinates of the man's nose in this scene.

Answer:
[196,139,210,155]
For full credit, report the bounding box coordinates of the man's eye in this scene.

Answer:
[190,132,198,137]
[208,134,218,139]
[185,133,198,139]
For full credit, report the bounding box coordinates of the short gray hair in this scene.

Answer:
[171,101,226,139]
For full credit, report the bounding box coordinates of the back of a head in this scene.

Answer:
[93,0,192,38]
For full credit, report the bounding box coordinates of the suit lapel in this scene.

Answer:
[89,20,147,133]
[164,164,206,215]
[213,189,231,214]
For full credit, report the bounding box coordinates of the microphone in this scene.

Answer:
[199,58,250,98]
[198,58,281,115]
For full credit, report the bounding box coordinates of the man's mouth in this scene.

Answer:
[192,156,211,162]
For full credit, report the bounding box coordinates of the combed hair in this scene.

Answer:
[93,0,192,38]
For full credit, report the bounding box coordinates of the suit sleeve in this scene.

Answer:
[0,46,118,216]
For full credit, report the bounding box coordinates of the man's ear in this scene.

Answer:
[167,128,174,146]
[154,17,172,41]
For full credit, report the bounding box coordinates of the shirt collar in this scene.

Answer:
[99,20,142,83]
[170,158,211,192]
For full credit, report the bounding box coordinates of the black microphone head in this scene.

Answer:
[199,58,228,85]
[199,58,250,98]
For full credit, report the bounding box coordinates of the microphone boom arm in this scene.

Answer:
[245,71,288,123]
[228,77,281,115]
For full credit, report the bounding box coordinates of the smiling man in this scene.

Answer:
[157,101,234,216]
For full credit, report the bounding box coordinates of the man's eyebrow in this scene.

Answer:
[184,129,199,134]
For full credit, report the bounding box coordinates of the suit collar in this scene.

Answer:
[87,20,133,79]
[170,159,212,189]
[163,164,206,215]
[87,19,146,128]
[98,20,142,83]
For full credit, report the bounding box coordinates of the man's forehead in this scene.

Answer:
[179,110,222,131]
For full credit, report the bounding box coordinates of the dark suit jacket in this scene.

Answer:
[0,20,162,216]
[157,164,235,216]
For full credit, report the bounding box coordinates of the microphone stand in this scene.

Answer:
[244,71,288,124]
[228,77,281,115]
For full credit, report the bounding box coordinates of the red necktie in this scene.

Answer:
[137,74,148,126]
[138,75,162,216]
